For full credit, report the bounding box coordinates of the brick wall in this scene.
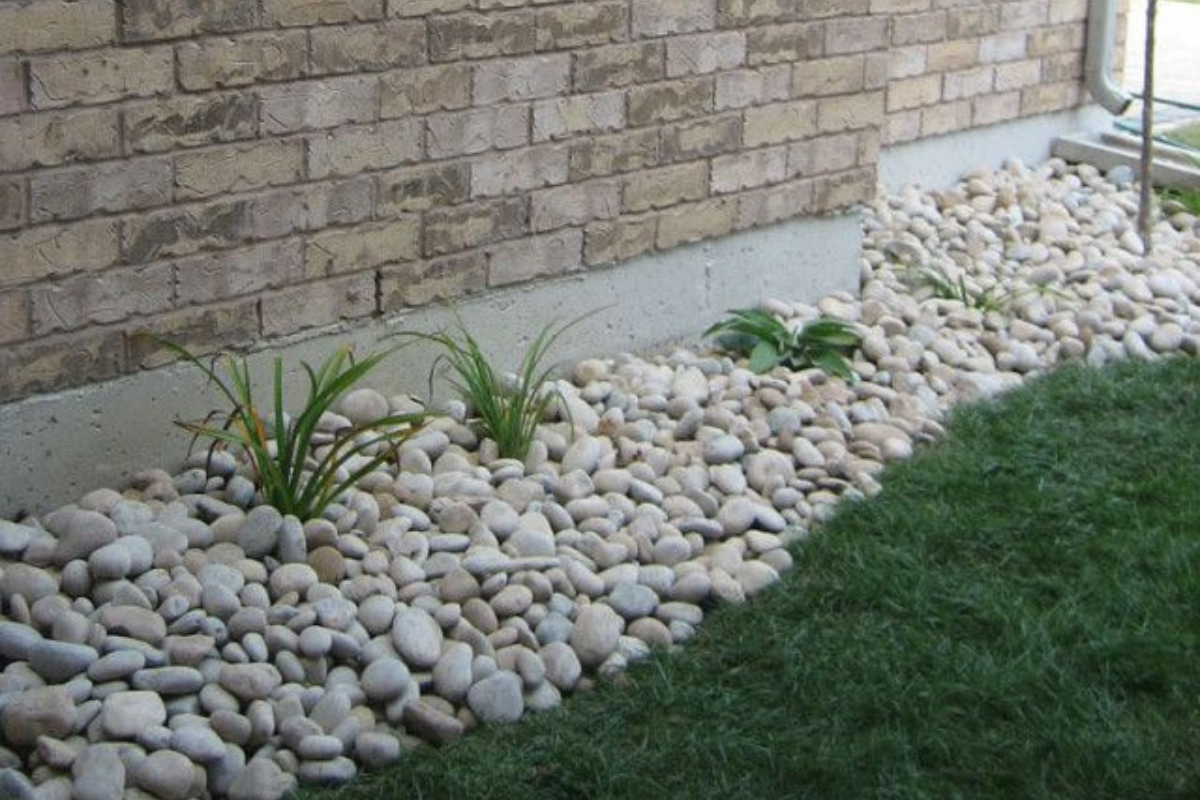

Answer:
[0,0,1092,403]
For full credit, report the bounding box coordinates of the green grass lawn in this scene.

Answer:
[307,357,1200,800]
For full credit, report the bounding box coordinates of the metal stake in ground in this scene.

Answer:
[1138,0,1158,254]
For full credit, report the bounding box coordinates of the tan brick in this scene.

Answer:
[972,91,1021,126]
[657,198,735,249]
[995,59,1041,91]
[946,7,998,38]
[28,47,171,110]
[0,329,125,401]
[536,3,627,49]
[666,32,745,77]
[308,118,421,179]
[473,55,570,105]
[0,59,24,115]
[714,66,790,110]
[795,55,866,97]
[1028,25,1083,57]
[0,289,30,345]
[305,218,420,279]
[660,115,741,162]
[262,273,376,337]
[531,180,620,232]
[569,129,660,179]
[887,74,941,111]
[377,162,470,215]
[379,65,471,117]
[717,0,805,28]
[0,0,115,54]
[787,131,864,177]
[177,32,307,91]
[888,45,928,80]
[885,109,921,145]
[471,144,569,198]
[263,0,380,26]
[175,140,305,200]
[0,218,120,288]
[632,0,716,37]
[389,0,470,16]
[1000,1,1047,30]
[928,40,980,72]
[743,100,817,147]
[628,77,713,126]
[622,162,708,213]
[309,21,425,75]
[0,179,23,231]
[533,92,625,142]
[248,177,372,241]
[816,91,884,133]
[260,77,377,135]
[427,106,529,159]
[864,52,889,89]
[979,32,1027,63]
[920,100,972,138]
[121,0,257,43]
[892,11,946,46]
[574,43,663,92]
[125,93,258,154]
[123,199,252,263]
[380,251,486,308]
[0,108,120,171]
[424,197,527,256]
[174,240,304,304]
[943,66,994,101]
[1042,51,1084,83]
[429,11,535,62]
[29,263,173,335]
[871,0,931,13]
[126,298,258,369]
[736,178,814,230]
[711,148,786,194]
[31,157,172,222]
[746,23,822,66]
[1020,81,1081,115]
[1048,0,1088,24]
[487,228,582,287]
[811,166,873,211]
[584,217,656,265]
[825,17,888,55]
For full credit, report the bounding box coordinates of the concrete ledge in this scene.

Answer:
[880,106,1112,191]
[0,214,861,518]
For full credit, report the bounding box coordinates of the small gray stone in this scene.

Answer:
[29,640,97,683]
[361,658,410,703]
[490,584,534,617]
[432,641,473,703]
[132,666,205,695]
[0,768,36,800]
[703,434,745,464]
[540,641,582,691]
[466,671,524,724]
[0,521,34,557]
[1,686,75,746]
[570,604,623,668]
[401,702,464,745]
[237,506,283,559]
[218,663,282,701]
[72,744,125,800]
[101,691,166,739]
[134,749,197,800]
[0,620,42,661]
[355,731,401,769]
[171,724,226,763]
[391,607,442,669]
[298,756,357,786]
[228,758,296,800]
[605,582,659,620]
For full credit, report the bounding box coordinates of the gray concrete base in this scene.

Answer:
[879,105,1112,191]
[0,214,861,518]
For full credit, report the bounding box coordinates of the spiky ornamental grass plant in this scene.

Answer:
[704,308,863,381]
[152,338,428,521]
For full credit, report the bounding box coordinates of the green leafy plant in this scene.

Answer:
[704,309,862,380]
[151,338,427,520]
[906,265,1013,313]
[405,313,589,460]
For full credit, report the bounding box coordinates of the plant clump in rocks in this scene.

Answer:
[0,158,1197,799]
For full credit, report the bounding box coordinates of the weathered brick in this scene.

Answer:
[0,0,115,54]
[30,263,174,334]
[125,299,258,370]
[919,100,972,137]
[0,329,125,401]
[972,91,1021,126]
[825,17,888,55]
[928,40,980,72]
[787,131,865,177]
[887,74,941,111]
[28,47,173,109]
[743,100,817,147]
[746,23,823,66]
[380,251,486,308]
[176,32,308,91]
[305,218,420,278]
[0,290,30,345]
[310,20,425,74]
[0,108,120,171]
[0,179,26,231]
[711,148,787,194]
[584,217,656,265]
[622,162,708,213]
[263,0,381,26]
[816,91,884,133]
[487,228,582,288]
[175,140,305,200]
[248,177,373,241]
[174,240,304,304]
[714,67,790,110]
[309,118,421,179]
[389,0,470,16]
[736,178,814,230]
[260,77,377,134]
[424,197,527,256]
[660,115,741,162]
[995,59,1041,91]
[261,273,376,337]
[121,0,257,43]
[569,129,660,179]
[632,0,716,38]
[124,93,258,153]
[943,66,994,101]
[531,180,620,232]
[474,55,570,105]
[979,31,1028,64]
[30,157,173,222]
[811,166,874,211]
[656,198,735,249]
[428,12,535,62]
[0,59,24,116]
[794,55,866,97]
[123,199,252,264]
[379,65,471,117]
[377,162,470,214]
[471,145,569,198]
[717,0,805,28]
[1000,1,1047,31]
[1042,51,1084,83]
[426,106,528,159]
[1048,0,1088,24]
[1020,81,1081,115]
[0,218,120,288]
[888,45,928,80]
[533,92,625,142]
[666,31,746,77]
[574,43,663,92]
[946,7,998,38]
[1028,25,1083,57]
[628,77,713,126]
[536,3,627,50]
[885,109,921,144]
[892,11,946,46]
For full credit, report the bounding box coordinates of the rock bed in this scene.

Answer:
[1,159,1198,800]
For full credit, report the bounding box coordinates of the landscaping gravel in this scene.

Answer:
[0,159,1197,799]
